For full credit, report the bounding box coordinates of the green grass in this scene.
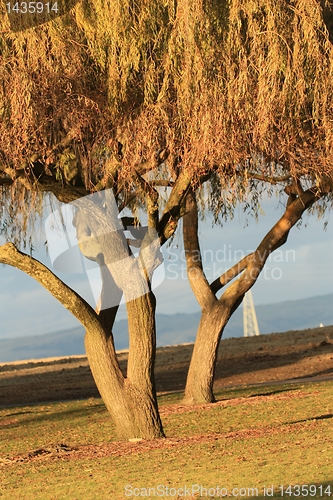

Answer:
[0,381,332,499]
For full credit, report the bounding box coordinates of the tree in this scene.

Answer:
[179,0,333,404]
[182,181,331,405]
[0,0,333,436]
[0,1,198,439]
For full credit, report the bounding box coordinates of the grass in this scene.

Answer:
[0,381,332,499]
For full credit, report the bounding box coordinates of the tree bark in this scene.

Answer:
[183,187,322,405]
[84,294,164,438]
[182,302,228,404]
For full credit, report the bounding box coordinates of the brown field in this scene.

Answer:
[0,325,332,407]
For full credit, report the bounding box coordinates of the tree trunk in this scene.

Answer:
[182,303,229,404]
[85,294,164,438]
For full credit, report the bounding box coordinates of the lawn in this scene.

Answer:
[0,381,332,499]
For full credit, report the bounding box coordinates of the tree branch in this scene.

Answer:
[159,170,192,244]
[149,180,174,187]
[93,254,122,337]
[183,191,216,309]
[133,171,159,231]
[210,254,254,295]
[37,178,89,203]
[0,242,124,381]
[135,148,169,176]
[0,243,94,328]
[248,172,292,185]
[118,193,137,213]
[219,187,322,308]
[131,172,164,282]
[0,176,13,185]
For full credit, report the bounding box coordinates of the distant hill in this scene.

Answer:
[0,327,85,363]
[0,293,332,362]
[223,292,333,339]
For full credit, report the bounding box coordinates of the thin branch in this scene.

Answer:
[0,177,13,185]
[210,254,254,295]
[248,172,292,184]
[0,243,96,327]
[158,167,215,245]
[51,130,77,152]
[118,193,137,213]
[129,171,163,281]
[37,178,89,203]
[135,148,169,176]
[2,166,23,180]
[133,171,159,231]
[149,180,174,187]
[0,158,90,202]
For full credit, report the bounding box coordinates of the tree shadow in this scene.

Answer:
[213,343,333,387]
[287,413,333,425]
[247,387,299,398]
[1,400,106,429]
[0,365,100,407]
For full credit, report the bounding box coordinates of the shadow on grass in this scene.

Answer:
[0,357,86,373]
[288,413,333,425]
[0,365,100,406]
[1,336,332,408]
[213,341,333,384]
[156,342,333,396]
[292,366,333,379]
[1,400,106,428]
[214,384,303,402]
[2,409,36,417]
[247,387,301,398]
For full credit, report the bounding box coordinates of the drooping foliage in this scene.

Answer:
[1,0,333,241]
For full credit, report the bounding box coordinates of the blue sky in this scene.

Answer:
[0,193,332,340]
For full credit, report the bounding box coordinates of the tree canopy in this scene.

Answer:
[1,0,333,245]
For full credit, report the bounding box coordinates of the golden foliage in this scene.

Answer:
[1,0,333,223]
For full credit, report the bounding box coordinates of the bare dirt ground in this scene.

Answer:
[0,325,332,407]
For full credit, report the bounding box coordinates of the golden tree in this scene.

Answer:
[0,0,333,436]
